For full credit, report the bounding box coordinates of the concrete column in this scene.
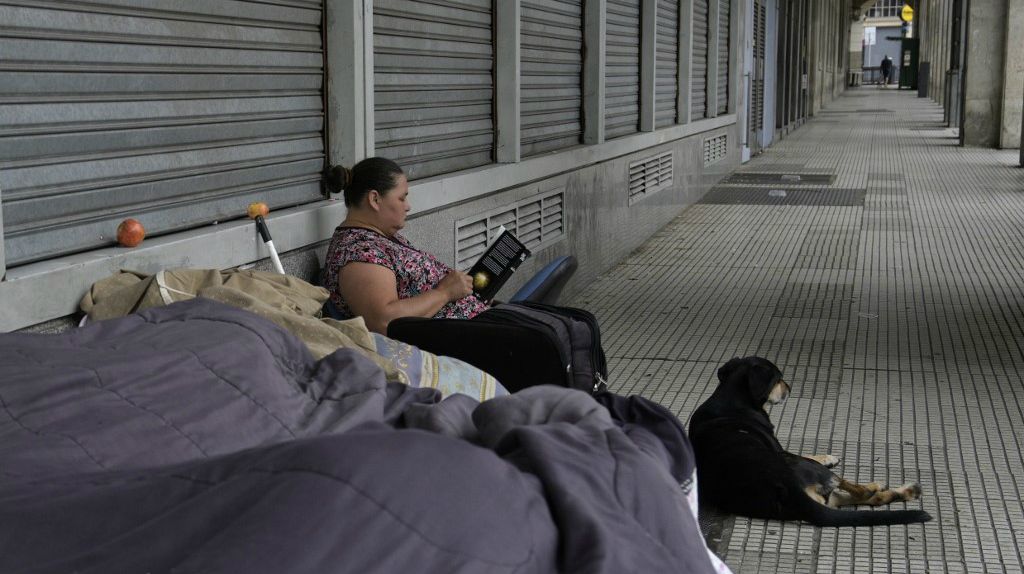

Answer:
[807,0,818,114]
[1000,0,1024,148]
[640,0,657,130]
[0,184,5,281]
[732,0,744,115]
[326,0,375,167]
[678,0,693,124]
[496,0,521,162]
[849,19,864,74]
[583,0,606,143]
[708,0,722,117]
[962,0,1007,147]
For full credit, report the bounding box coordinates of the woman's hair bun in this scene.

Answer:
[324,165,352,194]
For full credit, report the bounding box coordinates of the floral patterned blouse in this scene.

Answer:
[323,226,488,321]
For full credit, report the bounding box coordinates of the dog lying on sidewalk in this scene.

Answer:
[688,357,932,527]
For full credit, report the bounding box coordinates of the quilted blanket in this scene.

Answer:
[0,299,722,574]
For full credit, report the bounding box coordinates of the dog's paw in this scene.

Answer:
[896,483,922,501]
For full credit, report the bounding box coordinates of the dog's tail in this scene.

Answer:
[799,497,932,527]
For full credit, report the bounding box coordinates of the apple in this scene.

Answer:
[472,271,490,290]
[116,218,146,247]
[247,201,269,219]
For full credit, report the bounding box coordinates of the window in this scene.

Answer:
[867,0,903,19]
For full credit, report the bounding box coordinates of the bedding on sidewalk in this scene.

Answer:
[0,298,724,574]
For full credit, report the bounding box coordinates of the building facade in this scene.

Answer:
[1,0,854,332]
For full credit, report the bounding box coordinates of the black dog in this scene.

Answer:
[688,357,932,527]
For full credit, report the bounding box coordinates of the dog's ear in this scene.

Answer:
[747,362,781,402]
[717,357,745,383]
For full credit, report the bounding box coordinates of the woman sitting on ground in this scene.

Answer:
[323,157,486,334]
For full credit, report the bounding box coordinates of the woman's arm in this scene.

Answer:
[337,262,473,334]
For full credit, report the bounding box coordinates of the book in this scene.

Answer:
[467,227,531,302]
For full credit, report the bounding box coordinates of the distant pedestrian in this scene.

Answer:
[880,55,893,86]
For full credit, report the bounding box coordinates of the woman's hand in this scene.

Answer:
[437,270,473,302]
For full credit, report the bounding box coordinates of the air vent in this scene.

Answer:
[703,134,728,165]
[628,152,673,205]
[455,190,566,269]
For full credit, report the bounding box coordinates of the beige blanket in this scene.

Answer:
[80,269,505,400]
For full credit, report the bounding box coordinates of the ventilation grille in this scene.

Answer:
[628,152,673,205]
[703,134,728,165]
[455,190,566,269]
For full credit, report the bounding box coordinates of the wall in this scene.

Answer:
[4,0,748,333]
[810,0,851,116]
[919,0,967,126]
[403,126,739,304]
[962,0,1007,147]
[849,19,863,73]
[1000,0,1024,148]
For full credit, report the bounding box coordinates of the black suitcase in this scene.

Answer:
[386,302,608,394]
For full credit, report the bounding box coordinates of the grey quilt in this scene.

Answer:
[0,299,715,573]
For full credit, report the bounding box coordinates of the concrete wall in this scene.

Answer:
[219,127,738,313]
[919,0,967,126]
[5,0,749,333]
[1000,0,1024,148]
[16,119,740,334]
[403,128,738,305]
[963,0,1007,147]
[810,0,852,115]
[850,31,863,74]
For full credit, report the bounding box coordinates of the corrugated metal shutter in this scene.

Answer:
[605,0,641,140]
[0,1,325,267]
[691,0,709,120]
[373,0,493,181]
[655,0,680,128]
[717,0,731,115]
[750,0,766,149]
[521,0,584,157]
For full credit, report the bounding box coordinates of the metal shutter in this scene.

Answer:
[655,0,680,128]
[373,0,493,181]
[691,0,709,120]
[521,0,584,157]
[717,0,730,114]
[605,0,641,140]
[0,1,325,267]
[749,0,766,150]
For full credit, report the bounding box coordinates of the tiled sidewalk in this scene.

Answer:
[567,88,1024,573]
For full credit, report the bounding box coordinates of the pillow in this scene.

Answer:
[371,333,508,401]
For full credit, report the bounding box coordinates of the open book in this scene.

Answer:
[467,227,531,302]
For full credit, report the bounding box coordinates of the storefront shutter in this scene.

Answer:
[521,0,584,157]
[0,1,325,267]
[373,0,494,181]
[717,0,731,114]
[605,0,642,140]
[691,0,709,120]
[750,0,766,148]
[656,0,680,128]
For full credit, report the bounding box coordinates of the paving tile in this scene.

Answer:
[566,89,1024,574]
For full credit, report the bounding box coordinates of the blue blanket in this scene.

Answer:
[0,299,717,573]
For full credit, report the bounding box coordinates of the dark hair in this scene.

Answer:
[325,157,405,207]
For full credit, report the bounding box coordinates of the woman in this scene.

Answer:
[323,157,487,334]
